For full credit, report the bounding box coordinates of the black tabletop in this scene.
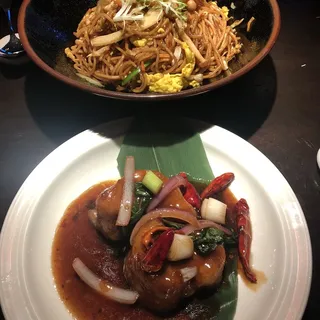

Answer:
[0,0,319,319]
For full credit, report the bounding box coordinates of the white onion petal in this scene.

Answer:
[167,234,194,261]
[91,30,123,47]
[116,156,135,226]
[201,198,227,224]
[179,224,197,235]
[199,219,231,234]
[72,258,139,304]
[173,45,182,64]
[147,175,187,212]
[180,267,197,282]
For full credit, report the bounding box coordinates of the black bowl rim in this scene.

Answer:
[18,0,281,101]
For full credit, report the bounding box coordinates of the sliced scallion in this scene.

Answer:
[121,60,152,86]
[142,170,163,194]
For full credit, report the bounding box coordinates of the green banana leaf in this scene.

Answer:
[117,118,238,320]
[117,118,213,185]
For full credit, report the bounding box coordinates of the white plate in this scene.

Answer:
[0,118,312,320]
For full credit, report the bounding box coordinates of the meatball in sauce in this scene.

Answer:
[52,173,240,319]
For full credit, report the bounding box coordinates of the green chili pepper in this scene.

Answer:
[121,60,152,86]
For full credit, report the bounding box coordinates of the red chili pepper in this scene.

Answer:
[234,198,257,283]
[141,229,174,273]
[179,172,201,210]
[200,172,235,199]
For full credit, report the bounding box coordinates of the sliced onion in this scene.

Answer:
[222,59,228,71]
[76,73,104,87]
[176,19,206,64]
[113,2,130,20]
[180,219,232,236]
[179,224,197,235]
[167,234,194,261]
[173,45,182,63]
[113,13,144,22]
[116,156,135,226]
[180,266,197,282]
[201,197,227,224]
[199,220,232,234]
[147,175,187,212]
[130,208,200,245]
[89,46,109,57]
[72,258,139,304]
[140,8,163,30]
[91,30,123,47]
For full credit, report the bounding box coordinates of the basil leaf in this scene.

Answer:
[130,182,153,225]
[162,218,185,230]
[192,228,226,255]
[135,182,153,198]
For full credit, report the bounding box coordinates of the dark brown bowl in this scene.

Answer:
[18,0,280,100]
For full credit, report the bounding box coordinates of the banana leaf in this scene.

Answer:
[117,118,214,184]
[117,117,238,320]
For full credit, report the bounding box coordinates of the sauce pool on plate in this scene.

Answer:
[52,181,266,319]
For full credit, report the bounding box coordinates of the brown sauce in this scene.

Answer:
[52,181,164,320]
[238,262,267,292]
[52,181,266,320]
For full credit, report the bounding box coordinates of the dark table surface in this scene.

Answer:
[0,0,319,319]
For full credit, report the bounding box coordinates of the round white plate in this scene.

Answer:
[0,118,312,320]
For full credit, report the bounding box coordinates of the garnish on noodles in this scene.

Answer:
[65,0,244,93]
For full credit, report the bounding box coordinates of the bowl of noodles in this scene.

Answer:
[18,0,280,100]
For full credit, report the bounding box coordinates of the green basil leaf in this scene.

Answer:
[130,182,153,225]
[192,228,225,255]
[162,218,185,230]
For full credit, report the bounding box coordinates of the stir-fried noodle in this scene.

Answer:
[65,0,243,93]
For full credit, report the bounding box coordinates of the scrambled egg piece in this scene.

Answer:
[132,38,147,47]
[147,74,188,93]
[157,28,165,33]
[181,42,195,78]
[221,6,229,17]
[189,80,200,88]
[147,42,200,93]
